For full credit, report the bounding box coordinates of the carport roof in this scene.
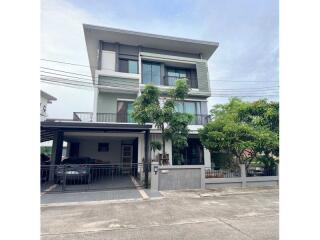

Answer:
[41,121,152,142]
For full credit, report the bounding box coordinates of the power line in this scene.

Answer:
[41,76,278,99]
[41,58,279,83]
[40,67,93,78]
[40,74,279,95]
[40,68,279,92]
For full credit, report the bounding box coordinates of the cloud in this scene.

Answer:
[41,0,101,118]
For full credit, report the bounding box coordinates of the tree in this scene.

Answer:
[150,141,161,161]
[132,79,192,164]
[199,98,279,170]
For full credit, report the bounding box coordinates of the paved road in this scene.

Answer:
[41,187,279,240]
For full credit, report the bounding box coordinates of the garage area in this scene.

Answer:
[41,121,152,194]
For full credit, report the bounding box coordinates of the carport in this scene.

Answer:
[41,121,152,193]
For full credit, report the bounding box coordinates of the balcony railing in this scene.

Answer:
[73,112,210,125]
[163,76,198,88]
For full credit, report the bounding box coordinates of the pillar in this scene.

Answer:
[240,164,247,188]
[49,131,64,181]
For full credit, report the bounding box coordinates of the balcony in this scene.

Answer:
[73,112,210,125]
[163,76,198,89]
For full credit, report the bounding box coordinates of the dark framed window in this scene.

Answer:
[175,101,201,124]
[173,138,204,165]
[166,67,197,88]
[98,143,109,152]
[166,67,189,86]
[119,59,138,74]
[142,62,161,85]
[117,101,134,123]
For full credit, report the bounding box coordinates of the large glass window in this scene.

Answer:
[173,138,204,165]
[167,68,188,86]
[117,101,134,123]
[142,62,160,85]
[175,101,201,124]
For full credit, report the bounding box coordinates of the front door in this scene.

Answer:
[121,145,133,175]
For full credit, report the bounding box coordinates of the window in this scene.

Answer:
[173,138,204,165]
[98,143,109,152]
[119,59,138,74]
[142,62,161,85]
[117,101,134,123]
[128,60,138,74]
[175,101,201,124]
[167,68,188,86]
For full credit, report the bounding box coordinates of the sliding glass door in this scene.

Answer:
[175,101,201,124]
[117,101,134,123]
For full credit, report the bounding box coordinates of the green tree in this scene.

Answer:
[132,79,192,164]
[199,98,279,169]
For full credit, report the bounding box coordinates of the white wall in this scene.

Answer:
[101,50,115,71]
[78,139,122,164]
[204,148,211,168]
[40,96,49,121]
[150,134,172,164]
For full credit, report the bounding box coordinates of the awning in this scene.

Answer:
[41,121,152,142]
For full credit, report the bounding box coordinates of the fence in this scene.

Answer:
[73,112,210,125]
[150,163,279,191]
[41,163,149,193]
[205,164,279,189]
[205,167,241,178]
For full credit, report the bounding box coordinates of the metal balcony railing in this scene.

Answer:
[163,76,198,88]
[73,112,211,125]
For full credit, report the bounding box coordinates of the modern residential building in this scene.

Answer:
[41,24,218,189]
[40,90,57,121]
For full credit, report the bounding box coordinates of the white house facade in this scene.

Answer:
[41,24,219,189]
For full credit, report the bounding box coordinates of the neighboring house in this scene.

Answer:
[40,90,57,121]
[41,24,218,174]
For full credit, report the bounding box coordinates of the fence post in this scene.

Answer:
[62,165,66,192]
[150,162,159,191]
[276,163,279,186]
[200,166,205,189]
[240,164,246,188]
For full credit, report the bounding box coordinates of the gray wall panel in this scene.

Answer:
[196,62,209,93]
[158,168,201,190]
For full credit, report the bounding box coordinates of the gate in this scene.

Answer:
[41,163,150,193]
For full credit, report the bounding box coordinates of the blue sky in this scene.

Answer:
[41,0,279,118]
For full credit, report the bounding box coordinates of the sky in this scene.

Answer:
[41,0,279,119]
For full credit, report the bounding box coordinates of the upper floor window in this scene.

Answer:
[142,62,160,85]
[175,101,201,115]
[117,101,134,123]
[119,59,138,74]
[167,68,188,86]
[175,101,202,124]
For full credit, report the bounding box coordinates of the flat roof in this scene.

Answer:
[41,121,152,142]
[83,24,219,78]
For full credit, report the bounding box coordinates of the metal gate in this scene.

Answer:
[41,163,150,193]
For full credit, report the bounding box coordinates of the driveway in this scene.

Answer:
[41,187,279,240]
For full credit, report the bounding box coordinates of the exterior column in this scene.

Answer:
[144,130,150,188]
[240,164,247,188]
[93,86,98,122]
[204,148,211,169]
[49,131,64,181]
[150,162,159,191]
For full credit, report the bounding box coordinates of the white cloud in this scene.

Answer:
[41,0,101,118]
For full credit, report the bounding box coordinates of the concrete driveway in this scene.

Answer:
[41,187,279,240]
